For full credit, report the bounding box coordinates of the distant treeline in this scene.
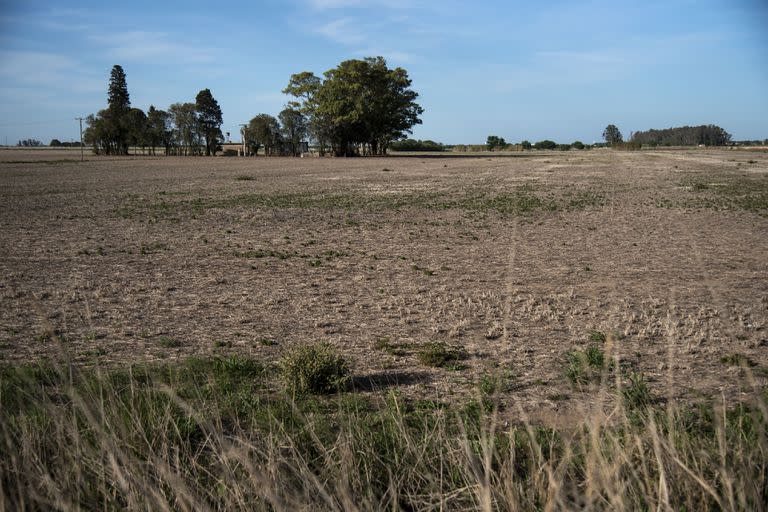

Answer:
[17,139,43,147]
[389,139,445,151]
[630,125,731,146]
[49,139,84,148]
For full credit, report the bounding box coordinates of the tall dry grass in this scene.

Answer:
[1,349,766,511]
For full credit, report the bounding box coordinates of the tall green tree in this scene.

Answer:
[108,65,130,113]
[126,108,148,154]
[169,102,202,156]
[486,135,506,150]
[285,57,423,156]
[146,106,172,155]
[284,72,329,155]
[195,89,223,156]
[247,114,281,156]
[279,107,308,156]
[603,124,623,146]
[107,65,131,155]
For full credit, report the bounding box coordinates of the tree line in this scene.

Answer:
[16,139,44,147]
[82,58,423,157]
[83,65,224,156]
[629,125,731,147]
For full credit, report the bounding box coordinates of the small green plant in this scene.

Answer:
[621,372,654,410]
[589,330,606,343]
[280,342,350,395]
[235,175,254,181]
[478,368,515,396]
[158,336,182,348]
[417,342,466,368]
[565,345,606,385]
[374,337,407,356]
[257,338,277,347]
[720,353,756,367]
[585,344,605,368]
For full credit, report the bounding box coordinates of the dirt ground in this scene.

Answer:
[1,148,767,418]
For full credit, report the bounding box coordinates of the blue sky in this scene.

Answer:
[1,0,766,145]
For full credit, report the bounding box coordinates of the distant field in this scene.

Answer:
[1,148,766,417]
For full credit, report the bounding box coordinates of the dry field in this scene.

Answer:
[1,148,767,419]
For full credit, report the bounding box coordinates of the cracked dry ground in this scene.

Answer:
[1,148,767,419]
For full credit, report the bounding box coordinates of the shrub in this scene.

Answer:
[571,141,585,150]
[280,342,350,395]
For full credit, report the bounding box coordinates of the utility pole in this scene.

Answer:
[75,117,84,162]
[239,124,247,157]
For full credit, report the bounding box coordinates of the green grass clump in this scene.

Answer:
[280,342,350,395]
[720,353,756,367]
[589,330,607,343]
[565,345,606,385]
[417,342,466,368]
[621,372,654,411]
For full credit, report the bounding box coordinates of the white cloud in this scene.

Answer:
[91,31,217,63]
[315,18,366,44]
[0,50,77,85]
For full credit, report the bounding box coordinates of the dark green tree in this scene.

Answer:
[169,102,202,156]
[486,135,506,150]
[247,114,281,156]
[108,65,130,113]
[603,124,623,146]
[285,57,423,156]
[126,107,149,154]
[279,107,308,156]
[533,140,557,150]
[283,72,328,155]
[104,65,131,155]
[195,89,223,156]
[146,106,172,155]
[520,140,532,150]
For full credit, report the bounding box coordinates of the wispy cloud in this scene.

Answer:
[490,49,629,93]
[0,50,77,86]
[315,18,366,44]
[91,31,217,63]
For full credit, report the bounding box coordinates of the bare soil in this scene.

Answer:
[1,148,767,418]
